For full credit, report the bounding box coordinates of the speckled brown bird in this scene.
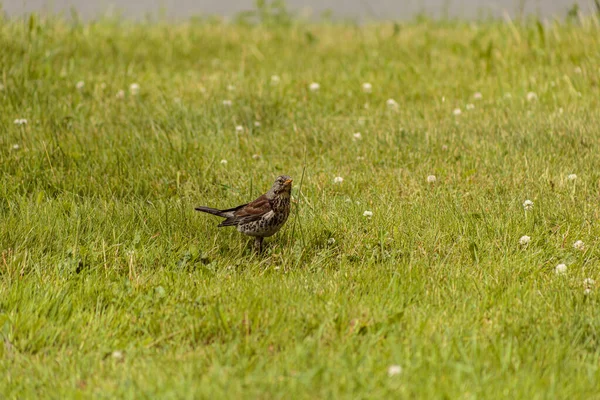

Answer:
[195,175,293,252]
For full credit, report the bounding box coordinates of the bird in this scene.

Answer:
[195,175,293,252]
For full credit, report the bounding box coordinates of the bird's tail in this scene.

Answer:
[194,206,226,217]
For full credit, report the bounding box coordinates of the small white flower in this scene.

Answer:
[129,83,140,95]
[309,82,320,92]
[574,66,582,74]
[353,132,362,141]
[523,199,534,211]
[12,144,20,150]
[363,210,373,218]
[254,121,261,127]
[526,92,537,101]
[116,90,125,99]
[387,365,402,377]
[14,119,27,125]
[270,75,280,85]
[466,104,475,110]
[567,174,577,182]
[473,92,483,100]
[220,159,228,165]
[427,175,437,183]
[222,99,232,106]
[573,240,585,251]
[252,154,260,160]
[441,96,446,103]
[362,82,372,93]
[519,235,531,246]
[356,156,365,161]
[333,177,344,184]
[227,84,235,91]
[76,80,85,90]
[584,288,592,295]
[235,125,244,133]
[111,350,124,360]
[584,278,595,287]
[555,263,567,274]
[386,98,398,109]
[327,238,336,245]
[453,108,462,116]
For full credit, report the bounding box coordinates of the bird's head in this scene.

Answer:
[268,175,293,197]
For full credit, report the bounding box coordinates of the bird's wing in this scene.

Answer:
[218,195,272,227]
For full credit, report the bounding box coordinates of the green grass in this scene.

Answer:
[2,10,600,398]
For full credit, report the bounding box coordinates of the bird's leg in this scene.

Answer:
[254,237,263,253]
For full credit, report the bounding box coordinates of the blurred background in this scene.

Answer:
[1,0,594,20]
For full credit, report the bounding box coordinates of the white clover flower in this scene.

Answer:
[523,199,534,211]
[76,81,85,90]
[252,154,260,160]
[584,278,595,287]
[111,350,124,360]
[386,98,398,109]
[270,75,280,85]
[116,90,125,99]
[555,263,567,274]
[129,83,140,95]
[519,235,531,246]
[12,144,20,150]
[574,66,582,74]
[453,108,462,116]
[327,238,336,245]
[222,99,232,106]
[235,125,244,133]
[427,175,437,183]
[363,210,373,218]
[220,159,228,165]
[309,82,320,91]
[466,103,475,110]
[473,92,483,100]
[362,82,372,93]
[254,121,261,127]
[584,288,592,295]
[353,132,362,141]
[526,92,537,101]
[387,365,402,377]
[567,174,577,181]
[227,84,235,91]
[13,119,27,125]
[573,240,585,251]
[333,177,344,184]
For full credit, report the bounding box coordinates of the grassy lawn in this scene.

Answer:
[2,9,600,398]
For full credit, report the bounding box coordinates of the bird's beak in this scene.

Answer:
[284,178,293,186]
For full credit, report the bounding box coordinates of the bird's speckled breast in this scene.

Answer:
[237,194,291,237]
